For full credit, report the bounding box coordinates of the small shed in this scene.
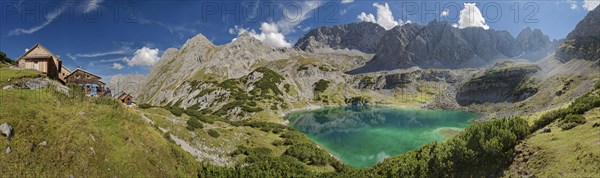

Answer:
[118,92,134,105]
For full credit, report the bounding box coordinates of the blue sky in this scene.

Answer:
[0,0,597,81]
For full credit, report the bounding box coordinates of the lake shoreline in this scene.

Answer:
[286,106,478,168]
[281,103,477,118]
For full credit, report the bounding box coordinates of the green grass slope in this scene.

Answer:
[504,81,600,177]
[0,66,199,177]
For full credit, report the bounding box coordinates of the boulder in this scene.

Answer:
[0,123,12,138]
[2,85,13,90]
[39,141,48,146]
[5,146,10,154]
[540,127,551,133]
[592,122,600,127]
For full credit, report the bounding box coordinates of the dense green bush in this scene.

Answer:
[372,117,530,177]
[242,105,264,113]
[560,114,586,130]
[184,108,203,118]
[284,143,332,166]
[250,67,284,96]
[569,94,600,114]
[284,84,291,93]
[0,51,15,64]
[533,91,600,131]
[232,146,272,157]
[138,103,153,109]
[272,140,284,146]
[533,108,570,130]
[164,106,184,116]
[314,79,330,92]
[207,129,220,138]
[184,108,217,124]
[186,118,203,131]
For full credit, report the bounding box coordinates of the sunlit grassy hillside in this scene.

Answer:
[0,66,199,177]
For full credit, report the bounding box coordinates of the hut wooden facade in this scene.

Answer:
[118,92,134,105]
[65,68,105,96]
[16,43,67,82]
[59,66,72,82]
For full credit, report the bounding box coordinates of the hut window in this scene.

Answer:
[33,61,38,64]
[87,75,91,79]
[75,75,80,79]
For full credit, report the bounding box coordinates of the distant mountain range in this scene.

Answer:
[112,6,600,120]
[295,21,558,73]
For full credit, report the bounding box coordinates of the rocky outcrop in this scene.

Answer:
[353,68,460,91]
[108,74,145,98]
[294,22,386,53]
[456,61,540,105]
[2,78,69,94]
[557,5,600,61]
[345,97,369,106]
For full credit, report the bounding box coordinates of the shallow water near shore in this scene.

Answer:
[286,106,478,168]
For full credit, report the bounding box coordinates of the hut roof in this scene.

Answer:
[61,66,72,73]
[118,92,132,100]
[16,43,62,63]
[65,68,102,79]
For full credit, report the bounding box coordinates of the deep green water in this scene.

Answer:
[286,106,478,168]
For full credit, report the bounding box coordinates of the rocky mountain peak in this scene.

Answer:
[182,33,214,49]
[294,22,386,53]
[229,32,264,47]
[557,5,600,61]
[516,27,551,52]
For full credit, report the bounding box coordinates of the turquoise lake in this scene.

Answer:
[286,106,478,168]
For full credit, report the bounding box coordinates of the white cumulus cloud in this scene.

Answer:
[357,12,376,23]
[229,23,292,48]
[357,3,407,30]
[373,3,400,30]
[112,63,124,70]
[457,3,489,30]
[123,47,160,67]
[341,0,354,4]
[584,0,600,11]
[228,2,321,48]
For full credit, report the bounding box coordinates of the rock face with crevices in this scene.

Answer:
[294,22,386,53]
[108,74,146,98]
[456,61,540,105]
[557,5,600,62]
[296,20,555,73]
